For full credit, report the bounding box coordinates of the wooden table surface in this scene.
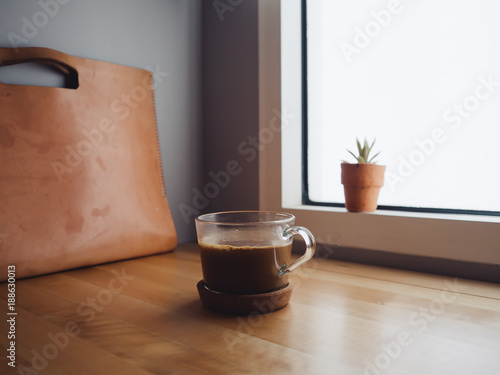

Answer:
[1,243,499,375]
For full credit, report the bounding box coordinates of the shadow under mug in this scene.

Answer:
[195,211,316,294]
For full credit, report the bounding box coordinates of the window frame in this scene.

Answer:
[257,0,500,266]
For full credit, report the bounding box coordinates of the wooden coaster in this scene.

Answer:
[197,280,294,315]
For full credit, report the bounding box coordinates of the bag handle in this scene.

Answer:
[0,47,79,86]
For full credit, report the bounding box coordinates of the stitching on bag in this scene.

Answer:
[149,75,166,198]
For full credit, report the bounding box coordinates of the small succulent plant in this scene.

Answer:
[344,138,380,164]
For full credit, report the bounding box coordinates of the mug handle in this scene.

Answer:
[279,226,316,276]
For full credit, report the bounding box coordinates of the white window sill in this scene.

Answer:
[287,204,500,224]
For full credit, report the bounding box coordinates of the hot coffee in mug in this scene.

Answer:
[195,211,316,295]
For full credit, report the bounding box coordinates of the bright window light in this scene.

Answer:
[306,0,500,213]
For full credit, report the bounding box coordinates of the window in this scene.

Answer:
[305,0,500,215]
[257,0,500,265]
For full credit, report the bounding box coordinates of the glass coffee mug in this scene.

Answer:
[195,211,316,294]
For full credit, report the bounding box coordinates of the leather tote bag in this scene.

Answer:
[0,47,177,281]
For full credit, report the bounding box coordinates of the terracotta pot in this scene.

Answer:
[341,163,386,212]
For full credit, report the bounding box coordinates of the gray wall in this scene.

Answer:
[201,0,260,214]
[0,0,202,242]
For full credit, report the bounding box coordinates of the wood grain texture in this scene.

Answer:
[1,243,499,375]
